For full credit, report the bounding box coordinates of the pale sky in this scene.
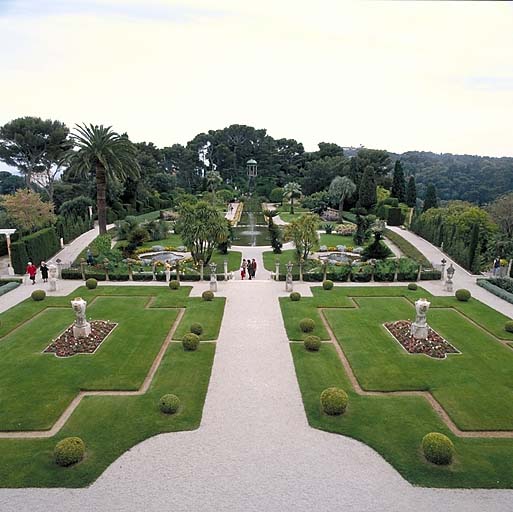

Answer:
[1,0,513,157]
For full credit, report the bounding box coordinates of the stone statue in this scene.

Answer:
[48,263,58,292]
[71,297,91,338]
[209,262,218,292]
[410,298,430,340]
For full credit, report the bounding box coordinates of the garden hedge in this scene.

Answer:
[320,387,348,415]
[190,323,203,335]
[11,227,60,274]
[505,321,513,333]
[182,333,200,351]
[202,290,214,301]
[159,394,180,414]
[0,281,20,296]
[290,292,301,301]
[86,278,98,289]
[304,335,321,351]
[31,290,46,301]
[477,279,513,306]
[455,289,471,302]
[421,432,454,465]
[299,318,315,333]
[54,437,85,467]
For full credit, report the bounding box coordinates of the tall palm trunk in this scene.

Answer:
[290,196,294,214]
[96,163,107,234]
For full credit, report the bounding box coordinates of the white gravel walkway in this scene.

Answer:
[1,276,513,510]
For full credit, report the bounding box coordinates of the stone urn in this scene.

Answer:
[410,298,430,340]
[71,297,91,338]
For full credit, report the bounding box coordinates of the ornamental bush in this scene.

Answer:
[182,332,200,351]
[455,289,471,302]
[54,437,85,467]
[322,279,334,290]
[408,283,418,290]
[304,335,321,351]
[31,289,46,301]
[421,432,454,465]
[299,318,315,333]
[86,278,97,289]
[290,291,301,301]
[202,290,214,301]
[169,280,180,290]
[190,322,203,335]
[159,394,180,414]
[505,321,513,333]
[320,387,348,415]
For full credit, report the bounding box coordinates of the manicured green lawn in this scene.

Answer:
[318,234,354,248]
[284,285,513,488]
[262,249,299,271]
[209,250,242,272]
[277,204,310,223]
[0,285,223,487]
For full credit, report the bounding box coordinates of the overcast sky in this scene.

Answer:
[1,0,513,157]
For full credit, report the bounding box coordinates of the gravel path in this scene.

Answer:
[1,278,513,510]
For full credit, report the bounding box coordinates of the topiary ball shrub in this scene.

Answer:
[299,318,315,333]
[159,394,180,414]
[320,387,348,416]
[54,437,85,467]
[505,321,513,333]
[290,291,301,301]
[304,335,321,352]
[31,289,46,301]
[202,290,214,301]
[322,280,334,290]
[408,283,418,291]
[169,280,180,290]
[421,432,454,465]
[86,278,98,290]
[182,332,200,351]
[190,322,203,336]
[455,289,471,302]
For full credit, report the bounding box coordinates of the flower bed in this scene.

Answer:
[383,320,459,359]
[44,321,117,357]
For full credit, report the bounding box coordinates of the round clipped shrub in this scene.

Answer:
[54,437,85,467]
[85,278,98,290]
[304,335,321,351]
[505,321,513,333]
[320,387,348,415]
[190,322,203,336]
[290,291,301,301]
[421,432,454,465]
[182,332,200,351]
[169,280,180,290]
[202,290,214,301]
[455,289,471,302]
[31,289,46,301]
[299,318,315,333]
[322,279,334,290]
[159,394,180,414]
[408,282,418,291]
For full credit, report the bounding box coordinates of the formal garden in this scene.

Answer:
[282,285,513,488]
[0,283,224,487]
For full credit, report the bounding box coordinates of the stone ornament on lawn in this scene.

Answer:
[209,262,218,292]
[411,298,430,340]
[48,263,58,292]
[71,297,91,338]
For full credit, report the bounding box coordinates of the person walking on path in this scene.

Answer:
[493,257,501,276]
[40,261,49,283]
[240,259,247,280]
[251,258,257,279]
[26,261,37,285]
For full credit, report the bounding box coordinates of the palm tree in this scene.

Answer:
[68,124,140,234]
[328,176,356,222]
[205,170,222,204]
[283,182,302,214]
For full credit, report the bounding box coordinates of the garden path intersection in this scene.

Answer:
[1,274,513,510]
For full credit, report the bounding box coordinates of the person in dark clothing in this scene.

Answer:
[40,261,49,283]
[251,258,257,279]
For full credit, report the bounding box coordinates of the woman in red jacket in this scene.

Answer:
[26,261,37,285]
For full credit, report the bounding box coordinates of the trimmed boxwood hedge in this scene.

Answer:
[477,279,513,305]
[0,281,20,296]
[421,432,454,465]
[11,227,60,274]
[54,437,85,467]
[320,387,348,415]
[159,394,180,414]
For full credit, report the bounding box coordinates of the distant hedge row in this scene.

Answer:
[61,268,226,282]
[11,228,60,274]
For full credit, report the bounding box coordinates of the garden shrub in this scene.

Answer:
[373,259,396,282]
[408,283,418,290]
[182,332,200,351]
[322,280,334,290]
[350,264,373,282]
[420,269,442,281]
[396,257,420,281]
[421,432,454,465]
[54,437,85,467]
[299,318,315,333]
[11,227,60,274]
[169,280,180,290]
[455,289,471,302]
[383,229,431,268]
[387,207,404,226]
[304,335,321,351]
[159,394,180,414]
[190,322,203,335]
[86,278,98,289]
[0,281,20,296]
[505,321,513,333]
[320,387,348,415]
[290,291,301,301]
[202,290,214,301]
[31,289,46,301]
[487,277,513,294]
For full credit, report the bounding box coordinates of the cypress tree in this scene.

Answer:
[358,165,377,209]
[423,184,438,212]
[468,223,480,273]
[405,176,417,207]
[391,160,406,202]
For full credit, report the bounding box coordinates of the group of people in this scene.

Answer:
[240,258,257,280]
[25,261,49,285]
